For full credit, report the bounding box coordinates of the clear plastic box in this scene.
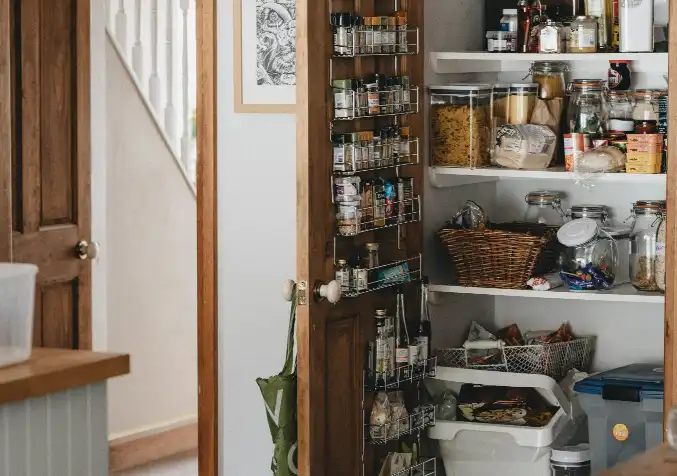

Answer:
[0,264,38,367]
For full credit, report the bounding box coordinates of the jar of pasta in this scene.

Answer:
[531,61,568,99]
[508,83,539,124]
[429,84,492,168]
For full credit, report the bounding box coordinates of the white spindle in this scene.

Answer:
[164,0,177,144]
[131,0,144,81]
[149,0,161,113]
[180,0,191,168]
[114,0,128,53]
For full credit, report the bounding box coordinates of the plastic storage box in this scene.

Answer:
[574,364,664,474]
[428,367,583,476]
[0,264,38,367]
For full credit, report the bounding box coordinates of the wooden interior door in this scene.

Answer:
[2,0,92,350]
[296,1,425,474]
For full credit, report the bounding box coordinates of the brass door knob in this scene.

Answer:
[75,240,100,260]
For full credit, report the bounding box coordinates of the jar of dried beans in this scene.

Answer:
[629,200,665,292]
[429,84,492,168]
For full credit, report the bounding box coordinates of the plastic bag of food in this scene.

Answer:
[377,453,413,476]
[370,392,391,440]
[496,323,526,346]
[527,273,564,291]
[494,125,557,169]
[575,146,626,174]
[387,391,410,438]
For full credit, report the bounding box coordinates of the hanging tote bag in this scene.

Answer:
[256,285,298,476]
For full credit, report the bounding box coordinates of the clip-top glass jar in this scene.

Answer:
[567,204,611,226]
[630,200,665,292]
[605,90,635,133]
[531,61,568,100]
[568,79,605,137]
[524,191,565,225]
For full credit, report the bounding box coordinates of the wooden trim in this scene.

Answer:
[664,0,677,417]
[232,0,296,114]
[0,0,11,262]
[109,422,198,473]
[196,1,219,476]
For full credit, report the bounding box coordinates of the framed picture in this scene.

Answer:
[234,0,297,114]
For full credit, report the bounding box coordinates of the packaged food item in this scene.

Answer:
[564,133,591,171]
[569,15,597,53]
[387,391,410,438]
[377,453,413,476]
[575,146,626,173]
[494,124,557,170]
[334,176,361,202]
[525,323,574,345]
[361,180,374,229]
[626,134,663,174]
[337,209,361,236]
[531,98,564,138]
[449,200,488,229]
[496,324,526,346]
[370,392,391,440]
[384,180,396,224]
[527,273,564,291]
[437,391,458,421]
[377,263,411,286]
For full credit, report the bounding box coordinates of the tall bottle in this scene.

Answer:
[395,287,410,378]
[385,309,396,379]
[416,277,432,364]
[517,0,532,52]
[374,309,390,384]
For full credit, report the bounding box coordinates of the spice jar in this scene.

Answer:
[336,208,361,236]
[605,90,634,133]
[551,444,592,476]
[568,79,605,136]
[569,15,597,53]
[539,19,565,53]
[524,191,565,225]
[629,200,665,292]
[531,61,568,99]
[364,243,380,288]
[399,127,411,159]
[567,204,611,226]
[335,259,351,292]
[333,79,355,119]
[508,83,539,124]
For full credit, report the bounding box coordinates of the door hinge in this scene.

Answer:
[297,281,308,306]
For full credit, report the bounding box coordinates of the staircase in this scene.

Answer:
[106,0,197,188]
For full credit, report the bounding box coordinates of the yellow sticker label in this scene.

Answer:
[613,423,630,442]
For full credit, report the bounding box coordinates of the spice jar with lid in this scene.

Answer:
[531,61,568,99]
[569,15,597,53]
[335,259,351,292]
[605,90,634,133]
[567,204,611,226]
[337,208,361,237]
[629,200,665,292]
[539,19,565,53]
[364,243,380,288]
[508,83,539,124]
[551,444,592,476]
[524,191,565,225]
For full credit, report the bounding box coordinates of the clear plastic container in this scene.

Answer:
[429,84,493,168]
[0,264,38,368]
[508,83,539,124]
[492,83,511,138]
[531,61,568,100]
[629,200,665,292]
[605,90,635,133]
[524,191,565,225]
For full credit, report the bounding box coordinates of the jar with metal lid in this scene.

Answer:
[524,191,565,225]
[557,218,618,291]
[429,84,493,168]
[531,61,568,99]
[568,79,605,136]
[605,90,634,133]
[539,19,565,53]
[335,259,351,292]
[569,15,597,53]
[364,242,380,288]
[629,200,665,292]
[551,444,592,476]
[508,83,539,124]
[567,204,611,226]
[632,90,662,133]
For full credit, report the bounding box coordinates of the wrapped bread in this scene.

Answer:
[494,125,557,170]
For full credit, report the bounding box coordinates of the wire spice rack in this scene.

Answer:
[333,87,420,122]
[365,357,437,391]
[343,255,421,298]
[333,138,420,176]
[392,457,437,476]
[366,405,435,444]
[337,196,421,237]
[333,28,420,58]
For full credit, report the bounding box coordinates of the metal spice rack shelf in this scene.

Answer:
[365,356,437,391]
[392,457,437,476]
[333,87,420,122]
[336,196,421,237]
[333,138,420,176]
[333,27,420,58]
[342,255,422,298]
[365,404,436,445]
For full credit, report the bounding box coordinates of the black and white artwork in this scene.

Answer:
[256,0,296,87]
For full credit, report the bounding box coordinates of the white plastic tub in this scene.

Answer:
[0,264,38,367]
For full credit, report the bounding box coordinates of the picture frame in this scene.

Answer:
[233,0,297,114]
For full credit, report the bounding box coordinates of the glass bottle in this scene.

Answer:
[630,201,665,292]
[632,89,661,133]
[395,287,410,377]
[335,259,350,293]
[374,309,390,383]
[416,277,432,365]
[364,242,380,288]
[524,191,565,225]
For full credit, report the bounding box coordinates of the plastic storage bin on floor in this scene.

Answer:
[427,367,583,476]
[0,264,38,367]
[574,364,664,474]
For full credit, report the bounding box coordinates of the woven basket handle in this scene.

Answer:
[463,339,506,350]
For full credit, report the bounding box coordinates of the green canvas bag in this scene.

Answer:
[256,285,298,476]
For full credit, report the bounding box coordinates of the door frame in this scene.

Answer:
[196,0,219,475]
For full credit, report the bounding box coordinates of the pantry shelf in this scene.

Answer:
[429,166,667,188]
[392,457,437,476]
[343,256,422,299]
[428,283,664,304]
[430,52,668,75]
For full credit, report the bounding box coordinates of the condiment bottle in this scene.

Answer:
[395,288,410,377]
[518,0,532,52]
[401,76,411,112]
[363,17,373,55]
[400,127,411,158]
[396,11,408,53]
[367,78,380,116]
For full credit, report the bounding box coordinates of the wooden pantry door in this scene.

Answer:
[296,0,425,474]
[0,0,92,350]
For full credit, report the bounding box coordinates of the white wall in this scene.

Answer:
[217,0,297,474]
[105,40,198,437]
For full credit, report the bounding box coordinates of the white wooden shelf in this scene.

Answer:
[429,166,667,188]
[429,283,664,304]
[430,52,669,75]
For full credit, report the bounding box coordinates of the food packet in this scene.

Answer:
[370,392,391,440]
[531,98,564,141]
[496,323,526,346]
[525,322,574,345]
[377,453,413,476]
[494,124,557,170]
[388,391,410,438]
[466,321,501,364]
[575,146,626,174]
[527,273,564,291]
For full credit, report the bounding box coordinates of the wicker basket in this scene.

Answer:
[437,223,557,289]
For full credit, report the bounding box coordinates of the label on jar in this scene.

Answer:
[368,93,380,114]
[335,268,350,291]
[333,145,346,171]
[408,344,419,366]
[608,119,635,132]
[417,336,429,361]
[395,347,409,365]
[570,26,596,49]
[539,26,560,53]
[400,139,410,156]
[612,423,630,442]
[375,338,390,374]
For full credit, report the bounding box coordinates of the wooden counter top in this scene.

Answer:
[0,348,129,406]
[601,444,677,476]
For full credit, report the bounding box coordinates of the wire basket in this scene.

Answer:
[436,337,595,382]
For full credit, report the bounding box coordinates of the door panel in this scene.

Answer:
[9,0,91,349]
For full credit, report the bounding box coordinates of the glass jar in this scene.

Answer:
[531,61,568,99]
[336,208,361,236]
[568,79,605,137]
[657,211,667,292]
[605,90,635,133]
[539,20,565,53]
[429,84,493,168]
[524,191,565,225]
[557,219,618,291]
[364,243,380,269]
[551,444,592,476]
[632,90,661,134]
[569,15,598,53]
[567,204,611,226]
[508,83,539,124]
[629,200,665,292]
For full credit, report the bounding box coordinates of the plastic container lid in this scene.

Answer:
[574,364,664,400]
[502,8,518,15]
[429,83,492,92]
[510,82,539,92]
[551,444,591,465]
[557,218,598,247]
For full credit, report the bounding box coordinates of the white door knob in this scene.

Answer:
[316,280,342,304]
[283,279,296,302]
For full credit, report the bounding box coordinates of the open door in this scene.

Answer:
[0,0,92,349]
[296,1,426,474]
